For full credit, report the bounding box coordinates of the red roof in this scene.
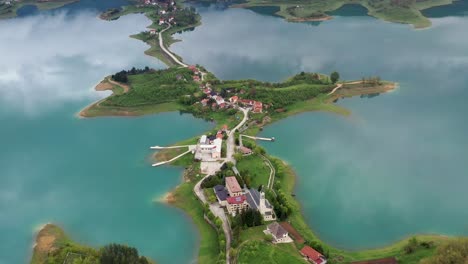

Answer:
[225,176,242,193]
[227,195,246,204]
[300,246,323,263]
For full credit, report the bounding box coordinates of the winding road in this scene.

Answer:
[159,23,188,67]
[192,107,249,264]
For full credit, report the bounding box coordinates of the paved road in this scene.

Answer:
[159,23,188,67]
[260,154,275,189]
[226,108,249,164]
[192,107,248,264]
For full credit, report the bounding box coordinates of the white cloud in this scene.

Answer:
[0,11,164,115]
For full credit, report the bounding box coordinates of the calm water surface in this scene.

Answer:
[0,2,211,264]
[172,6,468,249]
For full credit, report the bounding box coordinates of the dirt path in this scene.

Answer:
[106,77,130,93]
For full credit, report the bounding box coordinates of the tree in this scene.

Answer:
[99,244,148,264]
[404,237,419,254]
[330,71,340,84]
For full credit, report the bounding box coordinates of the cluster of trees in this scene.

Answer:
[236,209,263,228]
[104,68,198,107]
[172,7,198,27]
[44,242,150,264]
[201,174,224,189]
[111,67,152,83]
[204,206,227,264]
[100,244,149,264]
[266,189,292,221]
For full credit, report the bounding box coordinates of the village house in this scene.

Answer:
[253,101,263,113]
[159,18,165,25]
[201,98,209,106]
[215,96,225,106]
[229,96,239,104]
[245,188,276,221]
[300,246,327,264]
[149,29,157,35]
[264,222,293,243]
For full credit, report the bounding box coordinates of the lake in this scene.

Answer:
[0,2,211,263]
[2,0,468,263]
[172,4,468,250]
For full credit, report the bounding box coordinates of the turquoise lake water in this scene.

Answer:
[2,1,468,263]
[172,5,468,250]
[0,2,211,264]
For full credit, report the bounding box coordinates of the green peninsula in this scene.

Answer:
[230,0,455,28]
[31,224,153,264]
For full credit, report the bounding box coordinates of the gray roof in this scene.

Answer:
[246,189,273,210]
[246,188,260,210]
[267,222,288,238]
[213,185,228,201]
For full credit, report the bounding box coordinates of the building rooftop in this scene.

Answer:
[213,185,228,201]
[300,246,324,263]
[225,176,242,193]
[213,138,222,154]
[267,222,288,239]
[227,195,246,204]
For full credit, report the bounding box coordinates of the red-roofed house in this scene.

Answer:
[253,101,263,113]
[300,246,327,264]
[159,19,165,25]
[201,98,209,106]
[226,194,248,215]
[188,65,197,72]
[193,75,201,82]
[229,96,239,104]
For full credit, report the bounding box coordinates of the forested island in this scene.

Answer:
[3,0,467,264]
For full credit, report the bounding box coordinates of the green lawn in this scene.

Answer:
[236,154,271,188]
[237,240,306,264]
[172,181,221,263]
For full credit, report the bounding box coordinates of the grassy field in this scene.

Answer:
[236,154,271,188]
[171,180,221,263]
[231,0,455,28]
[30,224,98,264]
[237,240,306,264]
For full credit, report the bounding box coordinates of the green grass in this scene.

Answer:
[237,240,306,264]
[204,188,218,203]
[80,101,182,118]
[172,181,221,263]
[236,154,271,188]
